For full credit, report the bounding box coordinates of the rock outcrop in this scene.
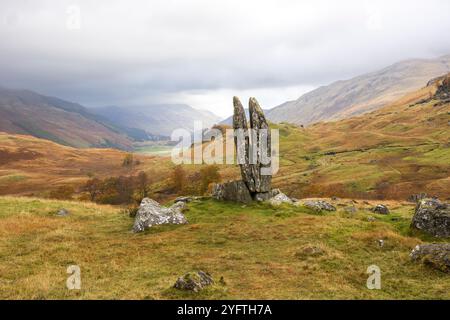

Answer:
[173,271,214,292]
[304,200,336,212]
[211,181,253,204]
[232,96,272,200]
[132,198,188,233]
[434,74,450,100]
[212,97,274,203]
[411,198,450,238]
[410,243,450,273]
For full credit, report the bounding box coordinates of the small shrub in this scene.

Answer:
[49,185,75,200]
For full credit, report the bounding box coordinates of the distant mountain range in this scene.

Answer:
[2,54,449,150]
[0,88,221,149]
[0,87,135,150]
[266,55,450,125]
[91,105,221,136]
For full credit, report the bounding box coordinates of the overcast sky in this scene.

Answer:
[1,0,450,118]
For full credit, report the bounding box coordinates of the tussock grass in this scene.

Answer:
[0,196,448,300]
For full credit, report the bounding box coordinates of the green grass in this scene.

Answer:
[0,174,28,184]
[0,196,448,300]
[134,145,174,156]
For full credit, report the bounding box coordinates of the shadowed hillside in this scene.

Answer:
[0,88,135,149]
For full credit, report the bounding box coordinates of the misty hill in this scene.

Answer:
[91,104,221,136]
[0,87,135,150]
[267,55,450,125]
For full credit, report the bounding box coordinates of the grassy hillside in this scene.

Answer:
[270,85,450,200]
[0,88,133,149]
[0,133,171,197]
[0,196,448,299]
[0,79,448,201]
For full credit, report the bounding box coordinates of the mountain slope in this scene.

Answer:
[91,104,221,136]
[0,132,172,196]
[267,55,450,125]
[0,88,133,149]
[270,75,450,200]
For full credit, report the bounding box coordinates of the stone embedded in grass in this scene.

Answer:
[56,208,69,216]
[132,198,188,233]
[173,271,214,292]
[344,206,357,214]
[304,200,336,212]
[174,196,193,203]
[371,204,390,215]
[211,180,253,204]
[173,196,206,204]
[411,198,449,238]
[410,243,450,273]
[295,245,326,259]
[269,191,293,206]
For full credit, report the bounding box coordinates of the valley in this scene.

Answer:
[0,76,448,201]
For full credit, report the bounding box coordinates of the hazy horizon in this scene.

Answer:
[1,0,450,118]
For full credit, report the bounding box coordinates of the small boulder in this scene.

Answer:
[304,200,336,212]
[344,206,357,214]
[174,196,193,203]
[253,192,271,202]
[56,208,69,216]
[269,192,293,206]
[410,243,450,273]
[411,198,450,238]
[132,198,188,233]
[295,245,325,259]
[211,180,252,204]
[371,204,390,215]
[173,271,214,292]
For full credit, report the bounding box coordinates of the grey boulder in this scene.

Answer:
[269,192,293,206]
[410,243,450,273]
[411,198,450,238]
[211,180,253,204]
[132,198,188,233]
[371,204,390,215]
[173,271,214,292]
[304,200,336,212]
[56,208,70,216]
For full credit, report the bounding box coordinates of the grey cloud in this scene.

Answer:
[1,0,450,115]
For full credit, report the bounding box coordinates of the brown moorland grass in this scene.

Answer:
[0,196,448,300]
[0,81,449,201]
